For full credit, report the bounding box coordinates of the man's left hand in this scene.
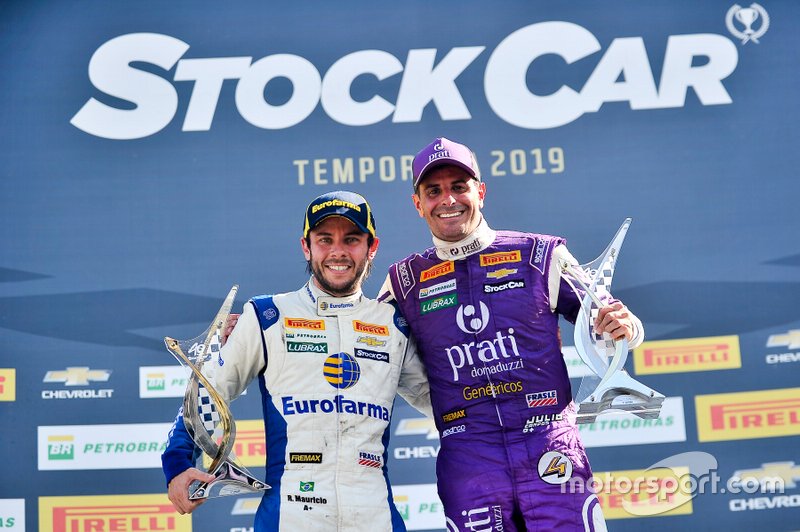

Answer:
[594,302,634,341]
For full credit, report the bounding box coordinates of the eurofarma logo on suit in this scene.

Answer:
[71,20,741,139]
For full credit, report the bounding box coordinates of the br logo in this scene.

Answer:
[323,352,361,389]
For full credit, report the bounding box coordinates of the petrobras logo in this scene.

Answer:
[42,367,113,399]
[282,394,390,422]
[479,250,522,267]
[392,484,444,530]
[285,318,325,330]
[38,423,172,470]
[0,368,16,401]
[39,494,189,532]
[70,23,739,139]
[420,262,454,282]
[139,365,189,398]
[695,387,800,442]
[0,499,24,530]
[579,397,687,447]
[419,278,456,299]
[633,335,741,375]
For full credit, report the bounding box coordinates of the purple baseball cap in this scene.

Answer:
[412,137,481,189]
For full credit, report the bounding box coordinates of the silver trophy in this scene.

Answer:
[164,285,269,499]
[559,219,664,424]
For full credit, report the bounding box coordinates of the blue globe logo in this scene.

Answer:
[323,352,361,389]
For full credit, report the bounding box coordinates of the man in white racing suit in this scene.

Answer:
[162,191,431,531]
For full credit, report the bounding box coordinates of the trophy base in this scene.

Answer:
[189,460,270,500]
[574,371,665,425]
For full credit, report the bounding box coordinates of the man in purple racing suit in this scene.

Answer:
[379,137,645,531]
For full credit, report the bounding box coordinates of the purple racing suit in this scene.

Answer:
[381,221,641,531]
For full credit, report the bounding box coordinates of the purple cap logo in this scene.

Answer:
[412,137,481,189]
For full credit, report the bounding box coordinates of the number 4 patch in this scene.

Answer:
[537,451,573,485]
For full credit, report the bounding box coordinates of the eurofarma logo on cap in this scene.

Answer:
[695,387,800,442]
[38,423,172,470]
[38,494,190,532]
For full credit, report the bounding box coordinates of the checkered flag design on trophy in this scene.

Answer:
[165,285,269,499]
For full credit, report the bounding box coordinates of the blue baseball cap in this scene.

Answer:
[303,191,376,239]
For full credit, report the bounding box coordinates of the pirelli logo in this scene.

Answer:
[285,318,325,331]
[39,494,190,532]
[594,467,693,519]
[353,321,389,336]
[633,335,741,375]
[290,452,323,463]
[479,250,521,267]
[419,261,454,282]
[695,387,800,442]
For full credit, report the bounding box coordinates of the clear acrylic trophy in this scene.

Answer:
[164,285,269,499]
[559,219,665,424]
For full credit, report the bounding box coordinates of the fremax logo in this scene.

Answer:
[447,302,522,381]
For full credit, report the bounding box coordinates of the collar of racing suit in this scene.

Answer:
[304,278,364,316]
[432,217,497,261]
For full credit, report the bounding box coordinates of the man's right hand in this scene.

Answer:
[167,468,217,514]
[221,313,241,346]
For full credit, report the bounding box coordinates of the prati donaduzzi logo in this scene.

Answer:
[71,20,740,139]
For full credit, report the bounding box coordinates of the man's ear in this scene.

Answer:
[300,236,311,261]
[368,237,380,260]
[412,193,424,218]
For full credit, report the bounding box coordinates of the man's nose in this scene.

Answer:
[441,193,457,206]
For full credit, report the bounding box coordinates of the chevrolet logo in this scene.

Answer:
[732,461,800,489]
[486,268,518,280]
[395,418,438,440]
[767,330,800,350]
[44,367,111,386]
[357,336,386,347]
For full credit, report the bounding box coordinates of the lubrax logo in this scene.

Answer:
[421,293,457,315]
[696,388,800,442]
[483,279,525,294]
[289,453,323,464]
[287,341,328,353]
[71,24,740,139]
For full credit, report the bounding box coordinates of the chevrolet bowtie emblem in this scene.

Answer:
[767,330,800,350]
[44,367,111,386]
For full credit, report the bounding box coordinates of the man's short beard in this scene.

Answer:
[306,252,373,297]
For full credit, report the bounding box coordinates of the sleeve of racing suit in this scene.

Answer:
[549,244,644,349]
[161,302,267,486]
[397,335,433,418]
[381,273,434,418]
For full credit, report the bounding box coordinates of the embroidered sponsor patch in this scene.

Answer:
[479,250,521,267]
[483,279,526,294]
[420,293,458,314]
[419,278,457,299]
[287,341,328,354]
[441,408,467,424]
[354,347,389,363]
[537,451,573,484]
[289,452,323,463]
[420,261,455,282]
[486,268,518,280]
[358,451,383,468]
[356,335,387,347]
[285,318,325,330]
[353,320,390,336]
[527,390,558,408]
